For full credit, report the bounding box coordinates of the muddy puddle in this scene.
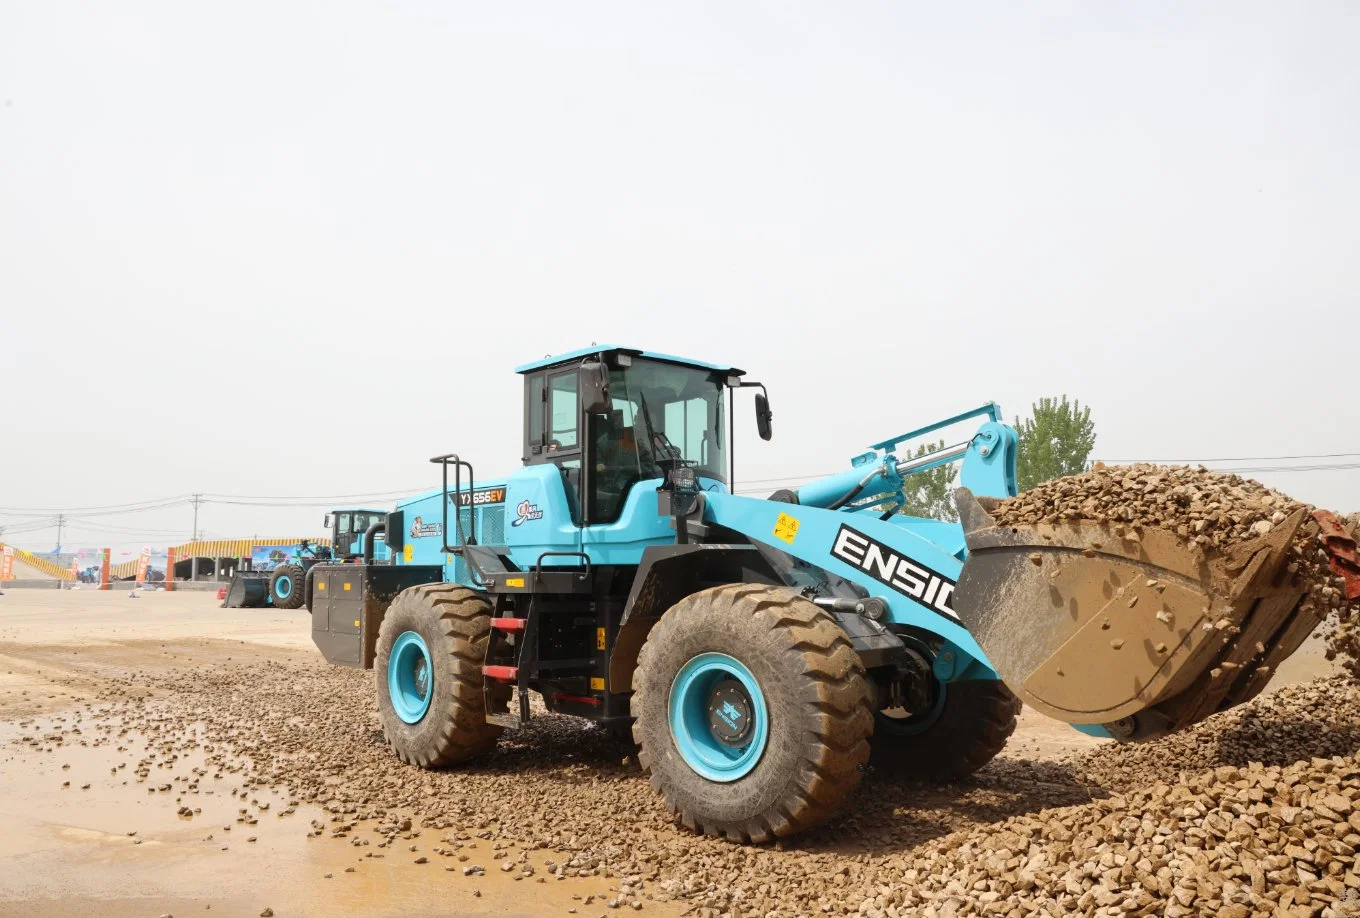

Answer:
[0,713,681,918]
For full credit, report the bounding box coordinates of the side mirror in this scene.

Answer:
[755,393,773,441]
[580,360,611,414]
[323,514,331,528]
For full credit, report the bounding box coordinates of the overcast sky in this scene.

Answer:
[2,1,1357,553]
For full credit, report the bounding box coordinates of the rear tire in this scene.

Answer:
[270,564,305,609]
[632,584,874,843]
[870,679,1020,780]
[375,584,505,767]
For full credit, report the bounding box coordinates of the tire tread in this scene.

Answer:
[632,584,874,843]
[376,584,503,768]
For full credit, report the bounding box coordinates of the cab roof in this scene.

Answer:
[514,345,743,376]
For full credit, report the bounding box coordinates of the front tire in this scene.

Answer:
[270,564,305,609]
[632,584,874,843]
[375,584,504,767]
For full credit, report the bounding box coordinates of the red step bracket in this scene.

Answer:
[482,665,518,681]
[1314,510,1360,601]
[552,692,601,706]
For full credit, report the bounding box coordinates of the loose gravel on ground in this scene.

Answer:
[14,659,1358,917]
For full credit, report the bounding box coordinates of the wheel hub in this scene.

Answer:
[388,630,435,724]
[668,652,770,783]
[413,657,429,698]
[707,679,753,746]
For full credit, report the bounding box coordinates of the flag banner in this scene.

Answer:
[135,547,152,583]
[72,548,107,584]
[143,549,168,584]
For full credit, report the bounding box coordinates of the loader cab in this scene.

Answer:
[515,347,738,527]
[325,508,387,559]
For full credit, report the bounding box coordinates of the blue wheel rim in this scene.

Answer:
[389,630,434,724]
[668,652,768,783]
[275,574,293,599]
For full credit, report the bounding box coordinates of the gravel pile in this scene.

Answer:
[991,463,1360,675]
[27,658,1359,917]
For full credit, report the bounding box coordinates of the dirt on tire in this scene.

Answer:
[373,583,504,767]
[269,563,306,610]
[631,583,874,843]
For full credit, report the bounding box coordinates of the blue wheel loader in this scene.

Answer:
[223,509,389,609]
[307,346,1325,842]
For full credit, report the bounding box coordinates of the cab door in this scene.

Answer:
[505,370,585,563]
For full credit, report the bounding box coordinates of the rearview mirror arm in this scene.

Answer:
[729,380,770,496]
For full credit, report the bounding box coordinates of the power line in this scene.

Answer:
[1214,462,1360,474]
[1096,451,1360,463]
[5,447,1357,524]
[0,518,62,536]
[732,456,1360,496]
[202,486,431,501]
[0,499,192,520]
[0,494,192,513]
[64,521,198,536]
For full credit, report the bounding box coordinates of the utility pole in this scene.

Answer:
[191,493,204,541]
[55,514,65,553]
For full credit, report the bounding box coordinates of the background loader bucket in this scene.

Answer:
[952,488,1324,741]
[223,571,270,608]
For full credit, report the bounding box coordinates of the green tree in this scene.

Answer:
[1014,396,1097,492]
[898,440,959,521]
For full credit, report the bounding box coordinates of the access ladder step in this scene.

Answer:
[490,617,526,632]
[485,713,520,729]
[483,665,518,681]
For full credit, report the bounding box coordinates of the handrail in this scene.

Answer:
[533,551,592,583]
[429,453,485,585]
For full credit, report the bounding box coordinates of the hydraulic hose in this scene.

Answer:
[825,466,887,511]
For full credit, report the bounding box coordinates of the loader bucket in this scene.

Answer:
[951,488,1325,741]
[223,571,270,609]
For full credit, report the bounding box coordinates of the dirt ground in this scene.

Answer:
[0,588,1342,917]
[1,589,675,918]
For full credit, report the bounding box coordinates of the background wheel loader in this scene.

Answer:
[221,509,389,609]
[304,346,1349,842]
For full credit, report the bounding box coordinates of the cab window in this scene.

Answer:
[337,513,351,533]
[548,372,579,450]
[664,397,714,467]
[527,376,545,450]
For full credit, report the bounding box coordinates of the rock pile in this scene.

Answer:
[891,749,1360,917]
[991,463,1360,676]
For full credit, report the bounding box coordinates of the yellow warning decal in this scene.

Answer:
[353,620,360,628]
[596,627,606,650]
[773,512,800,544]
[343,582,352,591]
[505,577,525,588]
[317,581,326,591]
[590,677,605,691]
[403,544,413,563]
